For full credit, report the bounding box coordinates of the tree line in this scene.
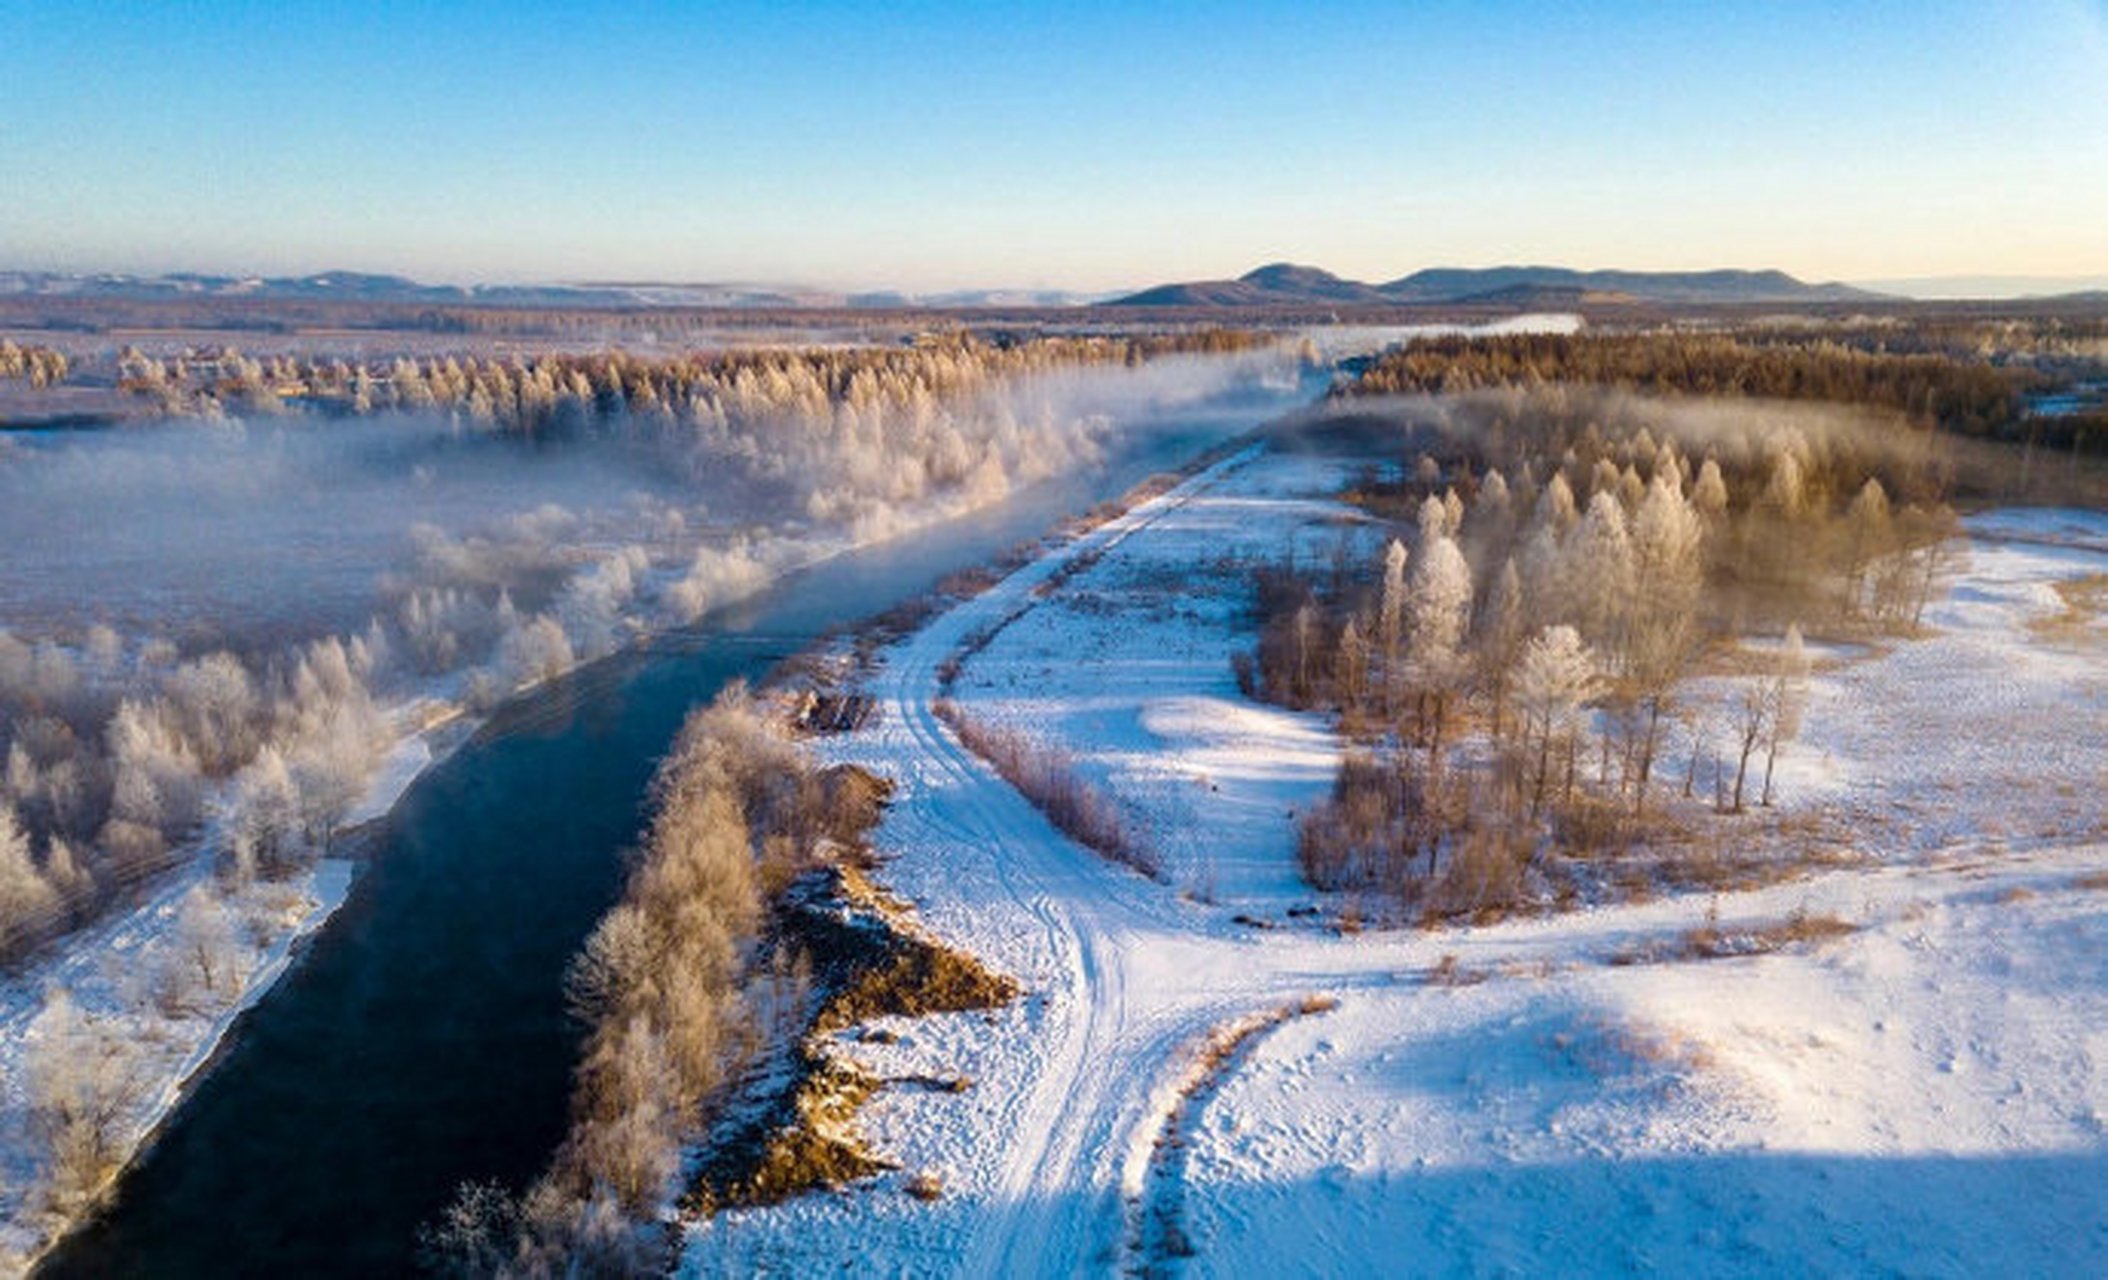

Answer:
[1344,330,2048,445]
[111,329,1271,430]
[0,340,69,387]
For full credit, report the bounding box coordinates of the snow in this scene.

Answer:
[0,717,444,1271]
[0,852,354,1269]
[680,446,2108,1277]
[1189,849,2108,1278]
[935,449,1376,902]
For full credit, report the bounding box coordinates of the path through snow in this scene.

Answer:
[683,455,2108,1277]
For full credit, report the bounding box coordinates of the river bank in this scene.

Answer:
[26,379,1318,1279]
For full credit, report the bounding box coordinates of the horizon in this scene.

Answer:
[4,2,2107,291]
[9,260,2108,304]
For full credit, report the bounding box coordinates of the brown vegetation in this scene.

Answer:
[1132,997,1337,1273]
[688,862,1015,1216]
[423,684,1013,1273]
[934,699,1160,879]
[2032,573,2108,643]
[1609,908,1858,965]
[0,339,69,387]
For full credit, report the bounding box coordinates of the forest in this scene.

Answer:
[1343,330,2077,448]
[1247,386,1969,920]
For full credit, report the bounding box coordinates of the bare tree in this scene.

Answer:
[27,988,148,1212]
[156,885,243,1015]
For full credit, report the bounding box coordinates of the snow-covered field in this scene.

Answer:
[683,448,2108,1277]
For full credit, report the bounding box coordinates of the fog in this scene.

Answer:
[0,345,1304,652]
[0,340,1316,965]
[1344,386,1961,504]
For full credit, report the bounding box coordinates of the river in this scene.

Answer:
[38,382,1316,1278]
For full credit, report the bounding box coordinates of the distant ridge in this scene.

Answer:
[1111,263,1884,307]
[0,270,1107,311]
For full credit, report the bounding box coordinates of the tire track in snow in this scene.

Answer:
[1122,998,1335,1277]
[861,450,1267,1277]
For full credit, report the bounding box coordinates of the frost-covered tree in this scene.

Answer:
[499,614,576,689]
[1566,490,1635,657]
[43,836,92,920]
[1290,599,1319,707]
[164,652,259,776]
[0,802,59,957]
[1762,443,1810,520]
[1334,616,1369,708]
[1408,518,1473,758]
[1517,520,1566,632]
[1537,471,1579,534]
[1761,623,1811,806]
[1513,626,1598,817]
[1692,457,1729,523]
[27,987,147,1212]
[157,885,242,1014]
[1479,558,1527,737]
[1623,473,1706,812]
[228,746,303,882]
[1378,538,1408,710]
[1840,477,1892,617]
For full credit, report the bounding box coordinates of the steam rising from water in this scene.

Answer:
[0,346,1305,657]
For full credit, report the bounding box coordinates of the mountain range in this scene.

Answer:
[1109,263,1883,307]
[14,264,2092,310]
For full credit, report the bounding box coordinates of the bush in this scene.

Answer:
[935,700,1158,879]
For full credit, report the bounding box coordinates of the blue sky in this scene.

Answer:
[3,1,2104,289]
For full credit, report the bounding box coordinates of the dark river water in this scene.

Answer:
[38,383,1313,1278]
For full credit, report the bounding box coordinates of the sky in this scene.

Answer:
[2,1,2105,292]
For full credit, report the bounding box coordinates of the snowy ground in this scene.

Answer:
[0,728,431,1270]
[681,447,2108,1277]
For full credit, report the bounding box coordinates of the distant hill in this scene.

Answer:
[1111,264,1884,307]
[1114,263,1391,308]
[1383,266,1878,305]
[0,270,1110,311]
